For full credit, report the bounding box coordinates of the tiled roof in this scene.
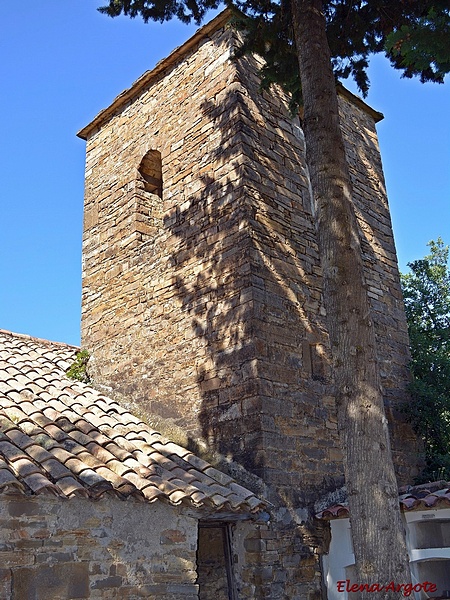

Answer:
[0,329,264,515]
[316,481,450,520]
[399,481,450,511]
[315,504,350,520]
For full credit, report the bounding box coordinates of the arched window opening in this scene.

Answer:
[138,150,162,198]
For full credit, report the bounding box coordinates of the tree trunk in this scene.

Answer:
[290,0,411,595]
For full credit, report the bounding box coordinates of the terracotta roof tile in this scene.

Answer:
[70,450,103,470]
[25,443,55,464]
[56,476,89,498]
[0,463,23,489]
[24,472,60,495]
[399,482,450,511]
[316,481,450,519]
[168,467,198,484]
[141,486,166,502]
[190,490,208,505]
[315,504,350,520]
[169,489,190,505]
[40,458,73,481]
[0,441,28,462]
[0,330,265,515]
[203,466,234,486]
[102,458,132,478]
[5,429,35,450]
[11,457,41,478]
[94,465,133,488]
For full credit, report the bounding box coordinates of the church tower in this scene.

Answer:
[78,10,417,597]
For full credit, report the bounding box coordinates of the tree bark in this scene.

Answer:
[290,0,411,595]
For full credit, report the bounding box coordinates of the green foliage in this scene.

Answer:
[97,0,450,106]
[66,349,91,383]
[97,0,221,24]
[233,1,450,103]
[385,7,450,84]
[231,6,303,113]
[401,239,450,482]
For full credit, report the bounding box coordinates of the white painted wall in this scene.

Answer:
[323,509,450,600]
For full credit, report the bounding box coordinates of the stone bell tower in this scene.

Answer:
[78,5,416,534]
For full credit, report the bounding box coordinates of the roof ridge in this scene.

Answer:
[0,329,80,351]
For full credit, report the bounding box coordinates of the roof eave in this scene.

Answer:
[77,9,383,141]
[337,83,384,123]
[77,8,234,141]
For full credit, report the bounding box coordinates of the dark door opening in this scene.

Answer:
[197,522,237,600]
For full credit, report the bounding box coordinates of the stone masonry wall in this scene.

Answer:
[81,22,344,496]
[231,518,330,600]
[80,15,417,599]
[215,49,342,495]
[82,23,245,435]
[338,94,417,480]
[0,495,198,600]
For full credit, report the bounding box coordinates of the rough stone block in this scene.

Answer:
[12,562,89,599]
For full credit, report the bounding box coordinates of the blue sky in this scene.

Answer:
[1,2,449,346]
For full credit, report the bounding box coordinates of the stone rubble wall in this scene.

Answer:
[0,495,199,599]
[231,518,330,600]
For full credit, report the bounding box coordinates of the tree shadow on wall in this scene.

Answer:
[155,40,416,598]
[160,37,415,508]
[162,49,342,506]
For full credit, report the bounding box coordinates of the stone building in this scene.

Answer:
[0,7,433,600]
[76,8,419,598]
[1,332,449,599]
[0,329,265,600]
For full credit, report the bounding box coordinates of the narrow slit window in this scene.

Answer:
[303,341,327,381]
